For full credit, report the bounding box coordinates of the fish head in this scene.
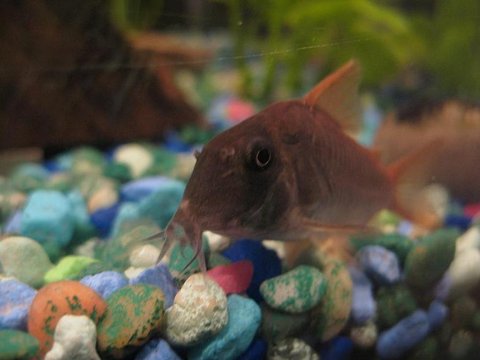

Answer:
[167,102,308,249]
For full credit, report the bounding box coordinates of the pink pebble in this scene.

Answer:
[464,203,480,218]
[207,260,254,294]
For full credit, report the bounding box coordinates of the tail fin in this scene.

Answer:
[386,140,444,229]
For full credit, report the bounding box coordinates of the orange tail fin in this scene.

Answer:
[386,140,444,229]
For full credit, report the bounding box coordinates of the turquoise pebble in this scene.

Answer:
[20,190,75,248]
[9,163,48,193]
[189,294,261,360]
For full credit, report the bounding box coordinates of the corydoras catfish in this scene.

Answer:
[156,60,438,269]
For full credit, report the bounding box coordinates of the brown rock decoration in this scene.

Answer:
[0,0,205,151]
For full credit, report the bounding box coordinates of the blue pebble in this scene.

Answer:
[137,181,185,229]
[20,190,74,247]
[163,131,192,152]
[376,310,430,359]
[189,294,261,360]
[5,211,22,234]
[80,271,128,299]
[90,202,121,238]
[129,264,177,308]
[121,176,179,202]
[427,300,448,330]
[357,245,401,286]
[444,214,472,231]
[320,336,354,360]
[135,339,181,360]
[238,338,267,360]
[434,274,452,301]
[349,266,377,324]
[0,279,36,330]
[222,240,282,301]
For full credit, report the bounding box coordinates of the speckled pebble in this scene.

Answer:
[267,338,319,360]
[376,285,418,330]
[44,256,98,283]
[207,260,254,294]
[165,273,227,346]
[405,229,457,289]
[44,315,100,360]
[0,279,36,330]
[0,329,39,359]
[134,338,181,360]
[222,239,282,301]
[80,271,128,299]
[308,257,353,341]
[376,310,431,359]
[188,294,261,360]
[350,320,378,348]
[356,245,401,286]
[129,263,177,308]
[349,266,376,325]
[20,190,75,248]
[28,280,108,356]
[260,265,327,313]
[97,284,165,358]
[0,236,53,287]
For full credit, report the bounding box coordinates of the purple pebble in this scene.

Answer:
[376,310,430,359]
[135,339,181,360]
[80,271,128,299]
[0,279,36,330]
[129,264,177,308]
[349,266,377,324]
[357,245,401,286]
[222,239,281,301]
[434,274,452,301]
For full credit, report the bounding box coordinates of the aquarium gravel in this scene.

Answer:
[1,135,480,360]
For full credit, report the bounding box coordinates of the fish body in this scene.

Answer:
[160,61,435,265]
[374,99,480,202]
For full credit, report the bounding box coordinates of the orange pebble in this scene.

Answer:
[27,280,107,356]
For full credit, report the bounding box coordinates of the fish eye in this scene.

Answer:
[248,144,273,171]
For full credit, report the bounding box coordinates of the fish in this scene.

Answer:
[373,98,480,202]
[154,60,439,270]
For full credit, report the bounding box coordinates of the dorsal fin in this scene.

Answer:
[304,60,362,132]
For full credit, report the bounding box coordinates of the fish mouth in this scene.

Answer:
[157,201,206,271]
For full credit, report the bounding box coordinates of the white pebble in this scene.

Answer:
[113,144,153,178]
[262,240,286,259]
[124,266,147,279]
[45,315,100,360]
[204,231,231,252]
[456,227,480,254]
[350,320,378,348]
[446,248,480,300]
[87,186,118,213]
[129,244,160,268]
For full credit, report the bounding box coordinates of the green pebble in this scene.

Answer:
[44,255,98,283]
[0,330,39,359]
[45,172,76,192]
[376,285,418,330]
[350,232,414,264]
[405,229,458,289]
[168,238,209,281]
[9,163,48,193]
[142,147,177,177]
[97,284,165,358]
[260,304,309,342]
[99,221,161,271]
[71,147,106,175]
[0,236,53,288]
[207,252,231,268]
[260,265,327,313]
[103,163,132,183]
[406,336,438,360]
